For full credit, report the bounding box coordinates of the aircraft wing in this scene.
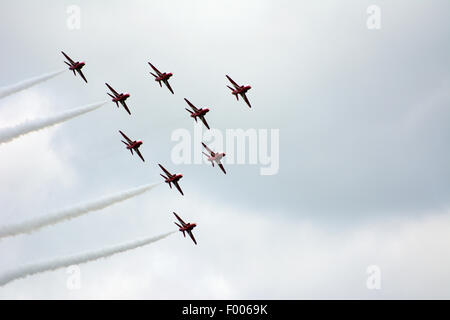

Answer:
[77,69,88,83]
[202,142,215,156]
[173,212,187,226]
[61,51,75,64]
[187,230,197,245]
[105,83,119,96]
[218,161,227,174]
[173,181,184,196]
[226,75,240,90]
[119,130,133,144]
[184,98,199,112]
[199,116,210,130]
[120,100,131,115]
[148,62,162,76]
[164,79,174,94]
[135,148,145,162]
[241,93,251,108]
[158,164,173,177]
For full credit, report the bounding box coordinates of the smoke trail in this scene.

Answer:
[0,231,176,287]
[0,101,107,145]
[0,69,66,99]
[0,183,160,239]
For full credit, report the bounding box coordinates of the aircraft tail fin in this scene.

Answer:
[150,72,157,78]
[160,174,172,188]
[185,108,193,114]
[121,140,129,146]
[174,222,182,228]
[226,85,234,91]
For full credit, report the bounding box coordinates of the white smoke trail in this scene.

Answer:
[0,69,66,99]
[0,101,107,145]
[0,231,176,287]
[0,183,160,239]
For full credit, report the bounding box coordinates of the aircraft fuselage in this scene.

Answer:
[234,85,251,95]
[127,140,142,150]
[69,61,85,70]
[191,108,209,118]
[180,223,196,233]
[166,174,183,184]
[208,152,225,162]
[113,93,130,102]
[156,72,173,82]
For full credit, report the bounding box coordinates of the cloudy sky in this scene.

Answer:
[0,0,449,299]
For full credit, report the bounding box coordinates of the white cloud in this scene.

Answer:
[0,89,77,223]
[1,193,449,299]
[0,0,449,300]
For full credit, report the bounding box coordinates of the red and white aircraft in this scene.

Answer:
[226,75,252,108]
[184,98,210,130]
[202,142,226,174]
[119,130,145,162]
[148,62,174,94]
[106,83,131,115]
[158,164,184,195]
[62,51,87,83]
[173,212,197,245]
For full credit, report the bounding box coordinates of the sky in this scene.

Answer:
[0,0,449,299]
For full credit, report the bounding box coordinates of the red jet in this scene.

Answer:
[158,164,184,195]
[184,98,210,130]
[148,62,174,94]
[106,83,131,115]
[119,130,145,162]
[173,212,197,245]
[226,75,252,108]
[202,142,226,174]
[62,51,87,83]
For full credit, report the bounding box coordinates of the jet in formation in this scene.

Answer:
[173,212,197,245]
[62,51,88,83]
[159,164,184,195]
[119,130,145,162]
[202,142,226,174]
[148,62,174,94]
[226,75,252,108]
[184,98,211,130]
[106,83,131,115]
